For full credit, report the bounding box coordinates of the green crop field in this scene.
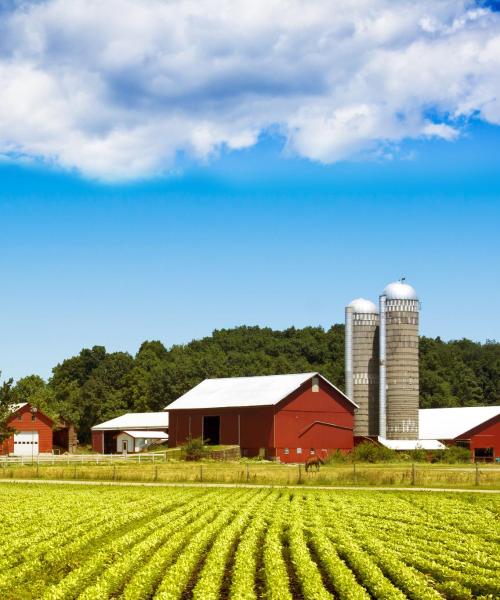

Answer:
[0,484,498,600]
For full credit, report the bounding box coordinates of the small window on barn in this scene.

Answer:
[296,447,302,454]
[312,376,319,392]
[310,448,315,455]
[284,448,289,455]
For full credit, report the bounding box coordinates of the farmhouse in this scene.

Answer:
[166,372,357,463]
[91,412,168,453]
[419,406,500,462]
[0,403,53,456]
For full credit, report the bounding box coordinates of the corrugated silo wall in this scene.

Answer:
[352,312,379,436]
[385,299,419,439]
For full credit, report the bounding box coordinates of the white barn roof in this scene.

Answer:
[419,406,500,440]
[377,437,445,451]
[92,412,168,431]
[166,372,356,410]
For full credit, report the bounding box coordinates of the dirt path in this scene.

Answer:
[0,479,499,493]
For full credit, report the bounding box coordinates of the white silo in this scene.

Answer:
[379,280,420,439]
[345,298,380,436]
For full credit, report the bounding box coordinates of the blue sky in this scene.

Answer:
[1,120,499,380]
[1,0,500,380]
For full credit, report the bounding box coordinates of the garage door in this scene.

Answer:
[13,431,39,456]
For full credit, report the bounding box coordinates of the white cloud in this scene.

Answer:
[0,0,499,180]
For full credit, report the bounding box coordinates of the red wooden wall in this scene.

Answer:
[0,404,53,455]
[92,430,105,453]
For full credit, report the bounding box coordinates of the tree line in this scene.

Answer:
[1,325,499,442]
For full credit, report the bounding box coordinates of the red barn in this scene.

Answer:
[0,403,53,456]
[419,406,500,462]
[167,372,356,463]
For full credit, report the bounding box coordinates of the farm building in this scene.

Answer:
[166,372,357,463]
[91,412,169,453]
[419,406,500,462]
[0,403,53,456]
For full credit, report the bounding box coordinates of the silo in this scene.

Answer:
[379,281,420,440]
[345,298,379,436]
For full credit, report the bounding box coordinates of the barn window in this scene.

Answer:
[284,448,289,455]
[310,448,315,455]
[312,376,319,392]
[296,447,302,454]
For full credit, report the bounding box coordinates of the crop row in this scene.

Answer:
[0,484,498,599]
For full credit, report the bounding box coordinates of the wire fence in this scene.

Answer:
[1,459,499,488]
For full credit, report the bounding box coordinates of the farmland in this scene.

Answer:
[0,484,498,599]
[2,459,500,489]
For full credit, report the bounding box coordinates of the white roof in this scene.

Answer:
[92,412,168,431]
[382,281,418,300]
[122,430,168,439]
[378,437,446,450]
[167,372,356,410]
[419,406,500,440]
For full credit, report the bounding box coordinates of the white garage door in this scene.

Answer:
[13,431,39,456]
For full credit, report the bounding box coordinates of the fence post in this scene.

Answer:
[353,462,357,484]
[475,462,480,486]
[298,463,302,484]
[154,466,158,482]
[246,463,249,482]
[200,464,203,482]
[411,463,416,486]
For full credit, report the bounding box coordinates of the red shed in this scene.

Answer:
[167,372,357,463]
[419,406,500,462]
[0,403,54,456]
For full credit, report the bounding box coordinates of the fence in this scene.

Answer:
[0,460,499,488]
[0,452,170,466]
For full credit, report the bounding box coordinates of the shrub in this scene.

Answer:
[182,437,209,461]
[349,442,400,463]
[324,450,348,464]
[430,446,472,464]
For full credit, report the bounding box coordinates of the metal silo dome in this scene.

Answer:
[347,298,379,314]
[382,281,418,300]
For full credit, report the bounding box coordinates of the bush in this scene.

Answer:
[430,445,472,464]
[182,437,209,461]
[324,449,348,464]
[349,442,400,463]
[407,448,428,462]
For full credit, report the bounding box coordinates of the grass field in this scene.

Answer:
[1,460,500,489]
[0,483,499,599]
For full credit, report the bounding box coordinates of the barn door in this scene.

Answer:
[203,416,220,445]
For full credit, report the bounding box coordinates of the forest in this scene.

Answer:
[1,325,499,442]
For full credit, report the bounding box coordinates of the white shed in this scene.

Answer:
[116,430,168,453]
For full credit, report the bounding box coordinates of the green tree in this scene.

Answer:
[12,375,58,420]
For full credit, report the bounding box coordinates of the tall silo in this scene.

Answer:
[345,298,380,436]
[379,281,420,439]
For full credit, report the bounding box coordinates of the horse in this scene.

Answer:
[305,455,324,473]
